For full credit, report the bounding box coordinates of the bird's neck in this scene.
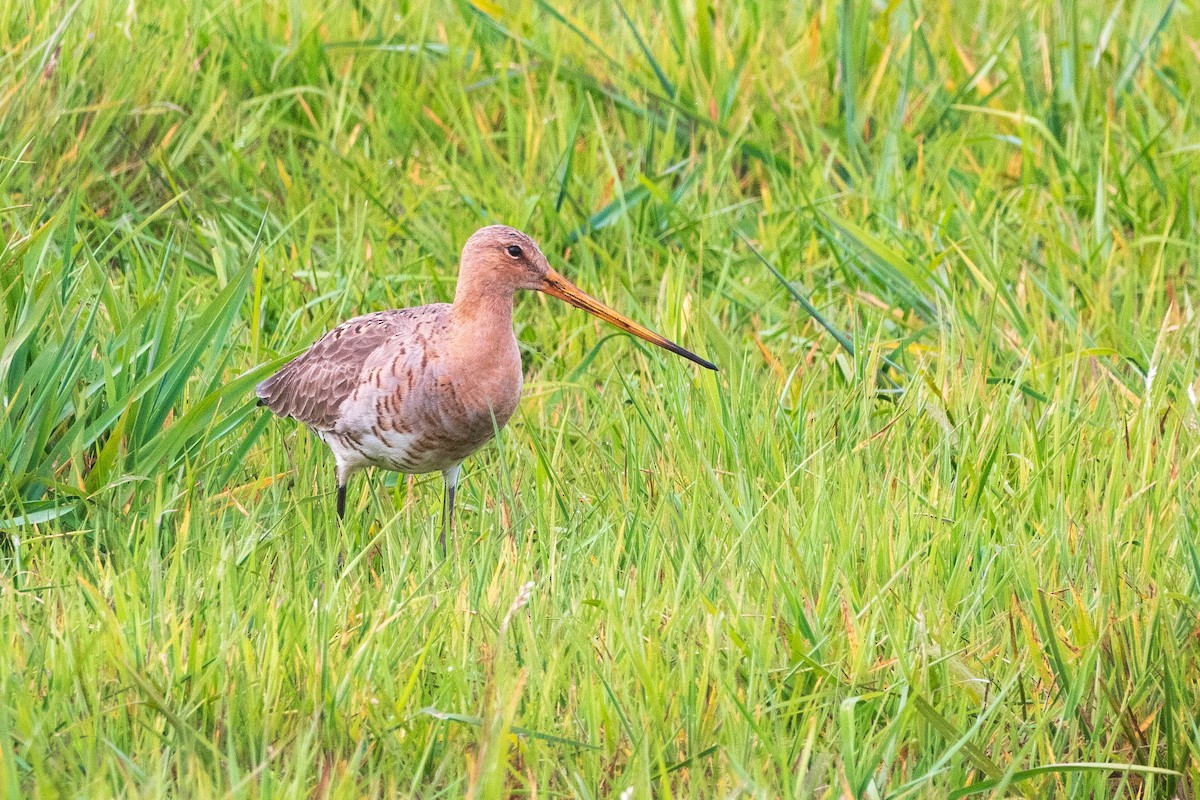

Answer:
[448,282,518,357]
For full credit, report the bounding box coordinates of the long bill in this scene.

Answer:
[539,268,717,371]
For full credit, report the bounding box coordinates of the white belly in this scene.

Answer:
[320,347,521,478]
[319,417,497,476]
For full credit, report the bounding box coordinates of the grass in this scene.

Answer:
[2,0,1199,795]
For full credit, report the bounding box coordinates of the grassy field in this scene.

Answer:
[2,0,1199,796]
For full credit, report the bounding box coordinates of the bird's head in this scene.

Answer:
[460,224,552,292]
[457,225,716,371]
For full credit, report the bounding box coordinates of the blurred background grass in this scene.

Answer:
[1,0,1199,796]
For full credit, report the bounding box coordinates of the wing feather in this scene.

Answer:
[255,305,449,430]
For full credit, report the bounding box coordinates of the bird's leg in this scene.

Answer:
[438,485,449,557]
[335,462,349,522]
[439,464,462,557]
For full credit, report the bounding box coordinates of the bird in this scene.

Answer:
[255,224,716,550]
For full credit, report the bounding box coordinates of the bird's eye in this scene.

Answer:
[506,245,523,258]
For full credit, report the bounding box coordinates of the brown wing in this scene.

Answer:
[255,306,448,430]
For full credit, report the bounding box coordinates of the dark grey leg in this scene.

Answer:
[334,460,350,522]
[439,464,462,557]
